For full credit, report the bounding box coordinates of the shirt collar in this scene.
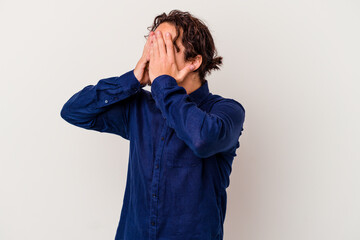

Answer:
[188,80,210,106]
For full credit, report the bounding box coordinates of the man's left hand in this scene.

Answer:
[148,30,195,84]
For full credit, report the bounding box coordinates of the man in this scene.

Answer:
[61,10,245,240]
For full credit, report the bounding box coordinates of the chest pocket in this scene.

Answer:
[166,129,202,168]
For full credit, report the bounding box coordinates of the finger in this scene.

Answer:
[145,33,150,45]
[143,32,153,62]
[144,32,153,51]
[164,32,175,62]
[148,31,154,46]
[155,30,166,58]
[151,34,159,59]
[149,39,154,60]
[178,62,195,81]
[146,43,151,62]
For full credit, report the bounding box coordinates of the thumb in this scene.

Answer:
[178,63,195,81]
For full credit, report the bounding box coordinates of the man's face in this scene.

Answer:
[153,22,188,71]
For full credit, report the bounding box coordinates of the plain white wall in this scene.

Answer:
[1,0,359,239]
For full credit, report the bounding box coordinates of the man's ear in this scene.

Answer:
[190,55,202,71]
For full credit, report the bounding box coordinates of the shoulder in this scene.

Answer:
[208,94,245,115]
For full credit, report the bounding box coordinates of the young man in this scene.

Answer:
[61,10,245,240]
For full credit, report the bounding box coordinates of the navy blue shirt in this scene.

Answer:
[60,69,245,240]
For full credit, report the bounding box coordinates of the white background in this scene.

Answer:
[1,0,359,239]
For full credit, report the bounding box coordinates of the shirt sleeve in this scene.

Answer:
[151,74,245,158]
[60,69,144,140]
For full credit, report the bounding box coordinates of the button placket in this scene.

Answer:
[149,124,168,239]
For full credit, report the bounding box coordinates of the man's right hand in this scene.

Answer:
[134,31,154,86]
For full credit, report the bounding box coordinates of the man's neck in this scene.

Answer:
[178,74,202,95]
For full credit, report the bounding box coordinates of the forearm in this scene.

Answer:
[60,68,143,131]
[151,75,245,158]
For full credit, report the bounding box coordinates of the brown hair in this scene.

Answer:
[144,9,223,84]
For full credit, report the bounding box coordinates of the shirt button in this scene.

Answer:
[161,137,164,141]
[104,100,108,103]
[155,164,159,169]
[151,221,155,226]
[152,193,156,198]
